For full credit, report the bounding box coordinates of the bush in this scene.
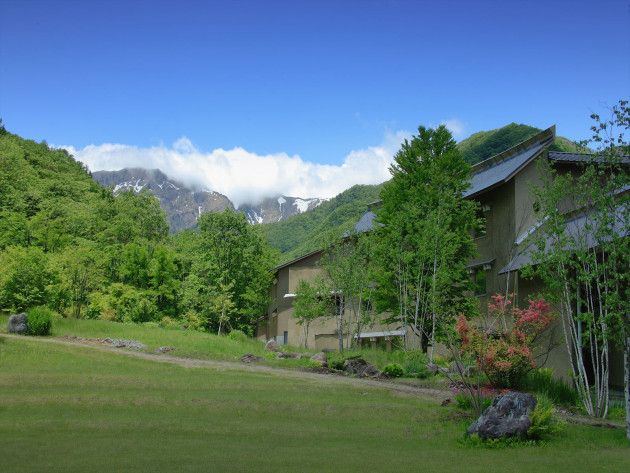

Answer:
[228,329,247,342]
[456,295,556,389]
[27,306,53,336]
[403,358,429,379]
[383,363,404,378]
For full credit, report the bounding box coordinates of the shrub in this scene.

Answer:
[403,358,429,379]
[27,306,53,336]
[456,294,556,389]
[228,329,247,342]
[383,363,404,378]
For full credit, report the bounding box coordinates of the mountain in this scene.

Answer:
[457,123,585,165]
[239,196,328,225]
[264,183,383,264]
[92,168,234,233]
[92,168,327,232]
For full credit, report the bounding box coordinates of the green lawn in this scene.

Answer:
[1,331,629,472]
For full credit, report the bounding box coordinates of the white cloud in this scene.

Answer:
[62,130,411,208]
[440,118,468,141]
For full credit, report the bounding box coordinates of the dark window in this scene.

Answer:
[474,268,487,296]
[474,207,487,238]
[283,331,288,345]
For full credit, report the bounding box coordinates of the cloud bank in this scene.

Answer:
[63,131,411,207]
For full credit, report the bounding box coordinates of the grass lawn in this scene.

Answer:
[1,326,629,472]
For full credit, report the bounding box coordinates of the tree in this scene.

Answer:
[527,101,630,433]
[191,209,275,333]
[0,246,52,312]
[315,230,376,351]
[292,278,331,349]
[374,125,478,359]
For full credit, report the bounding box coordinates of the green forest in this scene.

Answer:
[0,121,276,334]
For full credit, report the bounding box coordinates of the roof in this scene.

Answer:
[351,209,378,233]
[548,151,630,164]
[464,126,556,198]
[353,330,406,339]
[499,204,630,274]
[269,248,323,273]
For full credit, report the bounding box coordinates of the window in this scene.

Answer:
[474,207,487,238]
[474,268,487,296]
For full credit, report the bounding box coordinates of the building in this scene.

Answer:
[254,125,626,389]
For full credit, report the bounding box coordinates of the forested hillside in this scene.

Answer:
[0,123,275,333]
[264,183,383,264]
[457,123,583,164]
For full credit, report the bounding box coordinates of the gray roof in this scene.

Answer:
[353,209,378,233]
[499,204,630,274]
[464,126,556,199]
[549,151,630,164]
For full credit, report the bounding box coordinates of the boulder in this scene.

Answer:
[240,353,264,363]
[264,339,278,352]
[468,392,537,440]
[424,363,440,375]
[310,352,327,366]
[7,313,28,334]
[343,358,380,377]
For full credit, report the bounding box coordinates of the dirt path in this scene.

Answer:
[0,333,449,400]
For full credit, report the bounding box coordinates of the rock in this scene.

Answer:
[7,313,28,334]
[424,363,440,375]
[277,351,290,359]
[155,346,176,354]
[468,392,537,440]
[264,339,278,352]
[240,353,264,363]
[300,352,315,359]
[449,361,476,377]
[343,358,380,377]
[310,352,327,366]
[105,338,147,349]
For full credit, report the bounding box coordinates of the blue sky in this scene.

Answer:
[1,0,629,204]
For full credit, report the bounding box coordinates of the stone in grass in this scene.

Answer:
[240,353,264,363]
[310,352,327,366]
[343,358,380,377]
[264,339,278,352]
[7,313,28,334]
[467,392,537,440]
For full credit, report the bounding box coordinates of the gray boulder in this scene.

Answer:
[468,392,537,440]
[343,358,380,377]
[7,313,28,334]
[264,339,278,352]
[310,352,327,366]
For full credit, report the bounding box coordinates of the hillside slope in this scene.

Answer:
[264,183,383,263]
[457,123,583,164]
